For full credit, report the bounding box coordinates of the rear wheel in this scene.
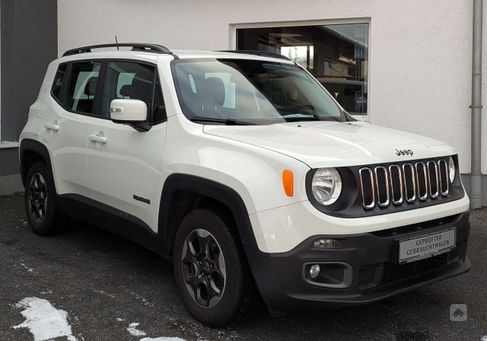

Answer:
[173,208,251,327]
[24,162,63,235]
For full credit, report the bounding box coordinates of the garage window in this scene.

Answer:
[237,23,369,116]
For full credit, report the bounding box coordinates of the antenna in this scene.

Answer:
[115,35,119,51]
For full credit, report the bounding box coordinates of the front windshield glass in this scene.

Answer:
[173,59,348,125]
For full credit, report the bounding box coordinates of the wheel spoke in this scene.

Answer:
[197,234,211,258]
[208,273,223,296]
[38,206,44,219]
[187,234,202,257]
[195,282,210,307]
[33,175,39,190]
[182,247,197,265]
[205,237,220,260]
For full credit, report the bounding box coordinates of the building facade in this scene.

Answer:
[0,0,485,207]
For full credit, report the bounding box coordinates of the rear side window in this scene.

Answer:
[65,61,102,115]
[103,61,166,124]
[51,64,67,102]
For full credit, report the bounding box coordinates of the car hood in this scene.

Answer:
[203,121,455,168]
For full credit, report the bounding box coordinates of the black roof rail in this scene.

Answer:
[63,43,174,57]
[218,50,292,61]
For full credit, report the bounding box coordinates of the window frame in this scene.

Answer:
[50,58,167,124]
[229,18,371,120]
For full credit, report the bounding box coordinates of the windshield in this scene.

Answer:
[172,59,349,125]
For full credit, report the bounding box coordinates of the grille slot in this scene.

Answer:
[402,163,416,203]
[415,162,428,200]
[359,168,375,209]
[374,166,390,207]
[389,165,403,205]
[358,158,451,210]
[438,159,449,196]
[427,161,439,199]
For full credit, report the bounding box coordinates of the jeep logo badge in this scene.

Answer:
[395,149,414,156]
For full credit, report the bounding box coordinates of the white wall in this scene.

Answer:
[58,0,479,173]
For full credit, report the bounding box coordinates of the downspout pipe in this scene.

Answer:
[471,0,483,209]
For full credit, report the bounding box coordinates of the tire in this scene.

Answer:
[173,208,252,327]
[24,161,63,235]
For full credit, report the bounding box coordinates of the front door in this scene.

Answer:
[85,60,167,230]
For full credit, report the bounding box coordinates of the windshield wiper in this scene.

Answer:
[189,116,255,125]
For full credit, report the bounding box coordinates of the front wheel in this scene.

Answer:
[173,208,251,327]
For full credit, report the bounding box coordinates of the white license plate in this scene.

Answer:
[398,228,456,263]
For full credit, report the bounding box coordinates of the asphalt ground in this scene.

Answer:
[0,193,486,340]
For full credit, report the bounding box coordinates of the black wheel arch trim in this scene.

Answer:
[158,173,259,259]
[19,139,55,188]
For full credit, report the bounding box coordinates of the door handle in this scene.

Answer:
[45,121,60,132]
[89,133,108,144]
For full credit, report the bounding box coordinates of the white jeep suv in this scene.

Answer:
[19,43,470,327]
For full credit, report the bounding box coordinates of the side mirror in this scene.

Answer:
[110,99,150,132]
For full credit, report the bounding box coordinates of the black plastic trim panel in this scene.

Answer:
[245,211,470,311]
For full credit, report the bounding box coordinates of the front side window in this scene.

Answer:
[65,61,102,114]
[173,59,347,125]
[103,61,165,124]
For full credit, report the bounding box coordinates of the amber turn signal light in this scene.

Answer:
[282,169,294,197]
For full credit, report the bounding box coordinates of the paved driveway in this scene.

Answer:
[0,194,486,340]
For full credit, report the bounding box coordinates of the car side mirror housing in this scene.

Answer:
[110,99,150,132]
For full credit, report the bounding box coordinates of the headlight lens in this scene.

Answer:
[311,168,342,205]
[449,156,456,183]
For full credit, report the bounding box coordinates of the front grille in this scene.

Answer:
[359,158,450,210]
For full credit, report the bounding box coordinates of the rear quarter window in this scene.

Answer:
[51,64,67,102]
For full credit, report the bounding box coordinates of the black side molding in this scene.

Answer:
[58,193,160,254]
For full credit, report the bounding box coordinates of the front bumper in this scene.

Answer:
[247,212,470,311]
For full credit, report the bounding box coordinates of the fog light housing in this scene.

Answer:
[312,238,341,249]
[303,262,353,288]
[309,264,321,279]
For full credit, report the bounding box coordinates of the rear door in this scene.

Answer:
[42,61,103,196]
[84,60,167,231]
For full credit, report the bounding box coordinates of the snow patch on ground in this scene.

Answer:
[13,297,76,341]
[93,289,116,298]
[128,291,154,307]
[20,262,34,273]
[480,336,487,341]
[140,337,185,341]
[127,322,147,337]
[126,322,185,341]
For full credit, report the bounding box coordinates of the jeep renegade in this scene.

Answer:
[19,43,470,327]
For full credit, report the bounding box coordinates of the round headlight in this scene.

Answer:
[449,156,456,183]
[311,168,342,206]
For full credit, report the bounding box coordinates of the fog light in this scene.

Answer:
[312,239,341,249]
[309,264,321,279]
